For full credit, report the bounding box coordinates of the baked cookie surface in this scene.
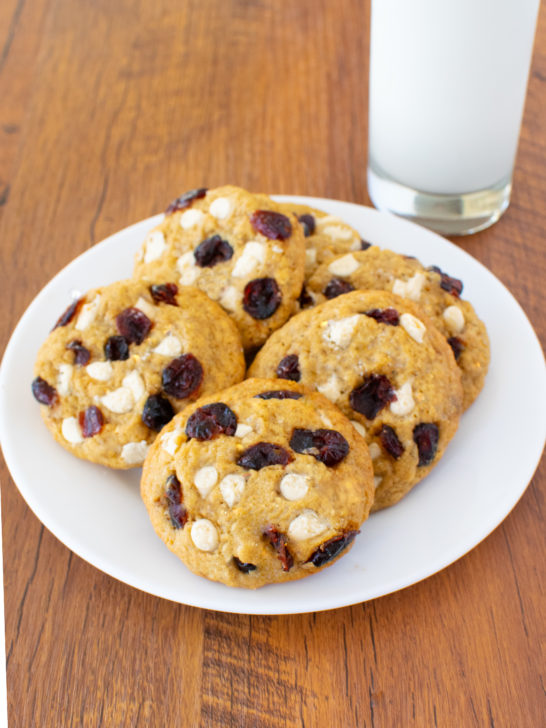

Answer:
[140,378,374,588]
[249,290,464,511]
[306,247,490,409]
[133,186,306,350]
[278,202,368,281]
[32,279,245,469]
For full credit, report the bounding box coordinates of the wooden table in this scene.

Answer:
[1,2,544,725]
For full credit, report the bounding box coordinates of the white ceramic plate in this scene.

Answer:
[1,197,544,615]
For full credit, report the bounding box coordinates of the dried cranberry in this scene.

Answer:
[360,240,371,251]
[263,526,293,571]
[250,210,292,240]
[233,557,257,573]
[79,406,104,437]
[290,428,349,467]
[243,278,282,320]
[297,213,316,237]
[428,265,463,298]
[448,336,465,361]
[413,423,439,466]
[142,394,174,432]
[116,307,153,345]
[193,235,234,267]
[31,377,58,406]
[378,424,404,459]
[298,286,314,309]
[255,390,303,400]
[349,374,397,420]
[323,278,355,300]
[66,340,91,366]
[364,308,400,326]
[53,298,83,330]
[237,442,294,470]
[276,354,301,382]
[150,283,178,306]
[185,403,237,441]
[166,474,187,529]
[161,354,203,399]
[165,188,207,214]
[104,335,130,361]
[307,531,359,567]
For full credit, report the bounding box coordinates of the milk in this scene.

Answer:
[368,0,540,195]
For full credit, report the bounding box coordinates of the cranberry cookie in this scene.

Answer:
[249,290,464,511]
[306,247,490,409]
[133,186,306,350]
[140,378,374,588]
[32,280,245,468]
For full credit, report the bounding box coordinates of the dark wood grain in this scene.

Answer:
[1,1,544,726]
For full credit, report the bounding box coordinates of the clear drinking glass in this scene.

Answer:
[367,0,541,235]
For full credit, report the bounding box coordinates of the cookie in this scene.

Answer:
[278,202,368,281]
[32,279,245,469]
[140,378,374,588]
[248,290,464,511]
[306,247,490,409]
[133,186,306,351]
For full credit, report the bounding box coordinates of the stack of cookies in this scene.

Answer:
[31,186,489,588]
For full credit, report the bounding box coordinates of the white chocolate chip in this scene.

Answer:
[400,312,426,343]
[350,238,362,251]
[368,443,381,460]
[443,305,465,334]
[390,380,415,416]
[153,335,182,357]
[62,417,83,444]
[87,361,114,382]
[232,241,267,278]
[75,295,101,331]
[219,474,245,508]
[317,374,342,403]
[322,224,353,241]
[305,248,317,266]
[209,196,233,220]
[327,253,359,277]
[350,420,366,437]
[280,473,309,501]
[316,215,343,231]
[193,466,218,498]
[57,363,73,396]
[161,426,183,456]
[392,272,426,302]
[122,370,145,403]
[191,519,219,551]
[219,286,240,312]
[373,475,383,489]
[143,231,166,263]
[235,423,253,438]
[288,510,327,541]
[121,440,149,465]
[272,245,283,254]
[135,297,156,319]
[180,208,204,229]
[323,314,361,349]
[100,386,134,414]
[177,251,200,285]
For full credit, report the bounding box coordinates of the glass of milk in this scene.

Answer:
[367,0,540,235]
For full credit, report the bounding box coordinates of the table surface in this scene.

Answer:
[1,1,545,726]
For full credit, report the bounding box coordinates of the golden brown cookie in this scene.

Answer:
[133,186,306,350]
[32,279,245,468]
[249,290,464,510]
[306,247,490,409]
[278,202,368,281]
[140,378,374,588]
